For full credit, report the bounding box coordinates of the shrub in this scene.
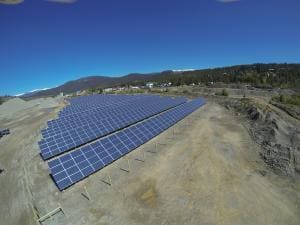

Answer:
[215,89,229,96]
[0,97,4,105]
[222,89,229,96]
[279,94,285,103]
[272,93,300,106]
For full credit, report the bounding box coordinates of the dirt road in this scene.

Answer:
[0,100,299,225]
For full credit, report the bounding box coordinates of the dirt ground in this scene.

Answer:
[0,98,299,225]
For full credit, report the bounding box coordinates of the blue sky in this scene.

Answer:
[0,0,300,95]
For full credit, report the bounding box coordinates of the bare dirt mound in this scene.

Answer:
[215,96,300,177]
[0,98,31,119]
[0,97,61,120]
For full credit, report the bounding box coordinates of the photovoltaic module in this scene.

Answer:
[38,94,205,190]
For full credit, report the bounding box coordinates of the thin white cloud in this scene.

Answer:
[14,87,51,97]
[172,69,195,72]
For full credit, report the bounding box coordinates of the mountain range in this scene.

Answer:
[20,73,161,98]
[20,63,300,98]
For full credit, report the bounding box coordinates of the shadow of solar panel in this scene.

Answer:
[48,98,205,190]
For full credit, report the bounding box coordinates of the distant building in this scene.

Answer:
[76,90,86,96]
[130,86,140,89]
[146,82,154,88]
[159,82,172,88]
[103,88,113,93]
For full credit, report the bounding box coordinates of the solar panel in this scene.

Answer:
[48,98,205,190]
[47,95,153,128]
[39,96,187,159]
[58,94,153,117]
[42,96,186,138]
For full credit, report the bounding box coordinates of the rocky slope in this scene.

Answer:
[215,97,300,177]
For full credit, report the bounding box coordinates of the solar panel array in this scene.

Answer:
[39,94,205,191]
[39,96,186,160]
[42,96,186,138]
[47,95,155,131]
[58,94,150,117]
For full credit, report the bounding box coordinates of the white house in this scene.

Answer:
[146,82,154,88]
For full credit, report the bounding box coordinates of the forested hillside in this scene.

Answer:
[145,63,300,88]
[21,63,300,98]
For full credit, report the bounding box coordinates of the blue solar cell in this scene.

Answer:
[81,145,90,153]
[74,140,81,146]
[66,165,78,175]
[88,155,99,164]
[84,150,94,159]
[91,141,100,148]
[123,139,131,145]
[126,132,135,139]
[111,151,121,160]
[98,151,108,159]
[110,135,118,143]
[112,138,124,148]
[139,135,148,142]
[48,141,55,147]
[67,144,74,149]
[42,152,52,160]
[101,138,110,145]
[47,137,54,142]
[57,177,72,190]
[103,141,113,149]
[51,164,64,174]
[53,171,67,182]
[71,150,83,158]
[78,161,90,170]
[92,161,104,170]
[52,149,60,156]
[48,158,60,168]
[57,142,64,148]
[74,155,85,163]
[130,135,141,144]
[102,156,113,164]
[82,166,94,176]
[119,147,128,154]
[60,154,72,162]
[63,159,75,169]
[70,172,83,182]
[118,136,126,142]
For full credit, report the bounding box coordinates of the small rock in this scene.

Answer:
[258,170,267,176]
[248,107,260,120]
[271,119,279,130]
